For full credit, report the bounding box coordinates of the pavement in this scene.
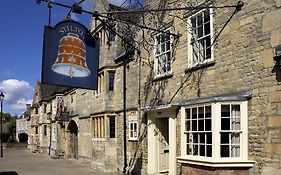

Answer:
[0,148,116,175]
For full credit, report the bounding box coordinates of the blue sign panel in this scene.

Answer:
[42,19,99,90]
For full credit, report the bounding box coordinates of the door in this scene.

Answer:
[71,132,78,159]
[158,118,169,172]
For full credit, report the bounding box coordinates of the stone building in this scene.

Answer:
[28,81,68,153]
[130,0,281,175]
[28,0,281,175]
[16,104,31,142]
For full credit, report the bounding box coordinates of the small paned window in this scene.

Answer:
[129,121,138,140]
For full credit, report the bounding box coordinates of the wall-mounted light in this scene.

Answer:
[274,45,281,70]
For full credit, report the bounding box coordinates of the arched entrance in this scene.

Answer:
[67,120,78,159]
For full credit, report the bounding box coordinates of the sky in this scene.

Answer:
[0,0,130,116]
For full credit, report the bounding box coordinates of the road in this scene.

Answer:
[0,148,115,175]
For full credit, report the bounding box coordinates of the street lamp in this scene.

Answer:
[0,92,5,158]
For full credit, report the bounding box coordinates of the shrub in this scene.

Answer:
[18,133,28,143]
[0,133,10,143]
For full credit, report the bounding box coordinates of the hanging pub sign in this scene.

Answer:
[41,19,99,90]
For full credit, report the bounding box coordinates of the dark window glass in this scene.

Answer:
[43,125,47,136]
[109,72,115,91]
[109,116,115,138]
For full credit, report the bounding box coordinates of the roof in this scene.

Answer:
[40,83,70,101]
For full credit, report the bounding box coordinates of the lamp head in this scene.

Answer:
[0,92,4,102]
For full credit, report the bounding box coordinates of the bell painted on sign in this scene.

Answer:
[52,33,91,78]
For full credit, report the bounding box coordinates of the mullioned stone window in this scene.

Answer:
[128,121,138,141]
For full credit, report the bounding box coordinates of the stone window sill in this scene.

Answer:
[185,60,215,73]
[153,73,173,82]
[177,157,255,168]
[128,138,138,142]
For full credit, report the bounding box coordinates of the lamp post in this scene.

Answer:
[0,92,5,158]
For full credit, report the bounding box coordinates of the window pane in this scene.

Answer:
[193,133,198,143]
[192,120,197,131]
[231,117,241,130]
[221,145,229,157]
[198,119,204,131]
[221,118,230,130]
[200,145,205,156]
[231,146,240,157]
[186,108,190,120]
[204,10,210,22]
[200,133,205,143]
[193,144,198,155]
[221,132,229,144]
[204,22,210,35]
[207,145,212,157]
[231,133,240,144]
[232,105,240,117]
[192,108,197,119]
[197,13,203,26]
[191,17,196,28]
[186,120,190,131]
[186,133,191,143]
[205,119,211,131]
[221,105,230,117]
[187,144,192,155]
[198,107,204,118]
[207,132,212,144]
[198,26,203,38]
[205,106,211,118]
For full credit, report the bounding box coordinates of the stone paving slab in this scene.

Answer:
[0,148,116,175]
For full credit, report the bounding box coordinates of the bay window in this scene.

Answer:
[179,101,254,167]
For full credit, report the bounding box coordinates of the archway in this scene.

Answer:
[67,120,78,159]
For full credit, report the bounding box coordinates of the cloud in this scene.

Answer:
[11,99,33,111]
[0,79,33,114]
[1,69,13,77]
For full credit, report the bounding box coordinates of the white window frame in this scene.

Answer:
[128,121,138,141]
[178,101,255,167]
[154,28,173,77]
[187,8,214,68]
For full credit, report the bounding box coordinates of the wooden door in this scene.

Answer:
[158,118,169,172]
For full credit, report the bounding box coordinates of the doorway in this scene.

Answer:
[157,118,169,172]
[147,110,177,175]
[67,120,78,159]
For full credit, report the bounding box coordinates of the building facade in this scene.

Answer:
[28,0,281,175]
[16,104,31,142]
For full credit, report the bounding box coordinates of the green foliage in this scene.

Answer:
[8,120,16,135]
[18,133,28,142]
[0,133,10,143]
[2,113,12,122]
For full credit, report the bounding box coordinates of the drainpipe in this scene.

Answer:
[48,113,52,156]
[114,51,128,174]
[123,61,127,174]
